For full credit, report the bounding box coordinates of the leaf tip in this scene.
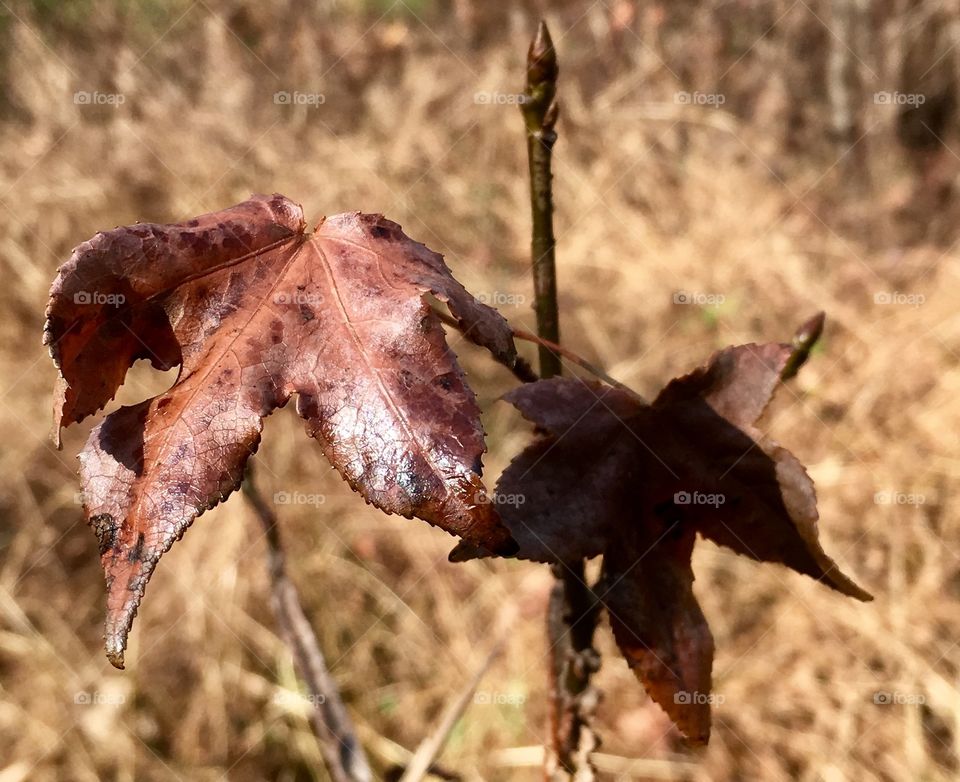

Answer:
[685,728,711,746]
[448,541,482,562]
[448,537,514,562]
[794,310,826,346]
[836,577,873,602]
[50,376,69,448]
[104,601,135,670]
[105,639,126,670]
[497,535,520,557]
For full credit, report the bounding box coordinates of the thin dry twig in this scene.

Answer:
[243,470,374,782]
[511,327,644,402]
[397,611,514,782]
[434,306,641,400]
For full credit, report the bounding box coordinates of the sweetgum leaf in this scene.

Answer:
[654,340,791,429]
[45,194,519,667]
[449,342,871,742]
[648,343,871,600]
[602,525,713,744]
[454,345,870,599]
[450,379,638,564]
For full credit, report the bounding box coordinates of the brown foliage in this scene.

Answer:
[45,194,519,667]
[451,343,871,741]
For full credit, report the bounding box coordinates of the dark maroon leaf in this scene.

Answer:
[451,378,638,564]
[603,525,714,744]
[450,342,871,742]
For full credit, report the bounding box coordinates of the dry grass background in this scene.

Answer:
[1,1,959,780]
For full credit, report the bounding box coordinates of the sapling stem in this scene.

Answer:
[521,21,599,781]
[522,22,562,381]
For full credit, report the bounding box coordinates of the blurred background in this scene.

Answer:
[1,0,957,779]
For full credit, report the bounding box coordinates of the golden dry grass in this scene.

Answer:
[1,2,958,780]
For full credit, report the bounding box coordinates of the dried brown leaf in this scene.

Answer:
[603,526,714,744]
[450,342,871,741]
[46,194,519,667]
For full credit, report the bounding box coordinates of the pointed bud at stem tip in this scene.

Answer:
[527,20,558,88]
[782,311,826,380]
[793,310,826,349]
[522,21,559,136]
